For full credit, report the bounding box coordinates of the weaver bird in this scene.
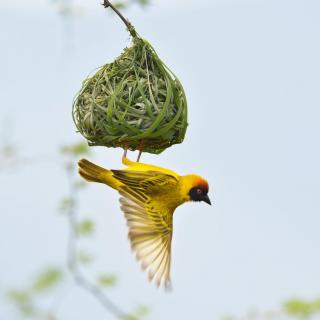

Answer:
[78,154,211,289]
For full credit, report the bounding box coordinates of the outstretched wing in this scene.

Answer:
[111,170,178,289]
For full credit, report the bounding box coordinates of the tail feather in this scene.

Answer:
[78,159,108,184]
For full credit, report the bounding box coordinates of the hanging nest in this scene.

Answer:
[72,35,188,154]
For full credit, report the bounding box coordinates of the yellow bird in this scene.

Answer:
[78,154,211,289]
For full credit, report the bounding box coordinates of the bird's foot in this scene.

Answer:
[136,140,144,162]
[137,150,142,162]
[122,143,130,165]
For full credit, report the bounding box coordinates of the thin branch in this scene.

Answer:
[65,163,128,319]
[102,0,137,37]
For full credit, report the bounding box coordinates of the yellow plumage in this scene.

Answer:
[78,155,210,289]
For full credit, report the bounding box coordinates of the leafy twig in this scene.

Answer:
[65,161,128,319]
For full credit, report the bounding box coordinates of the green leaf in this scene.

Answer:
[121,305,150,320]
[122,316,138,320]
[76,220,94,236]
[59,197,74,213]
[2,145,16,157]
[7,290,30,305]
[75,180,87,189]
[134,305,150,317]
[6,290,35,316]
[220,317,236,320]
[136,0,150,6]
[311,299,320,311]
[284,299,315,318]
[32,268,63,292]
[284,298,320,318]
[113,1,126,9]
[97,274,118,287]
[61,142,89,156]
[77,251,94,265]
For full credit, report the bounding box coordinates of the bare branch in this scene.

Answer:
[102,0,137,37]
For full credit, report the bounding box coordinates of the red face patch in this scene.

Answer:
[196,178,209,193]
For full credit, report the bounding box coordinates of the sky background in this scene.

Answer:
[1,0,320,319]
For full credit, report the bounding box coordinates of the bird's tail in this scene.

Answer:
[78,159,109,184]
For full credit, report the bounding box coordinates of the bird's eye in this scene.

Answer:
[197,188,202,195]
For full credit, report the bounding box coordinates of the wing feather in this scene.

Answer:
[114,170,177,289]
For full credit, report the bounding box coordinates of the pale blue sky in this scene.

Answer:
[1,1,320,319]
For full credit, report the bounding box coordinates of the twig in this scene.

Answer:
[65,162,128,319]
[102,0,137,37]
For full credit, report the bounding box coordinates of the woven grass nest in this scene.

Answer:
[72,35,188,154]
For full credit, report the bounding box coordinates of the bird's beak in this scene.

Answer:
[202,195,211,205]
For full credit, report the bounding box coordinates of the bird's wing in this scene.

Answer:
[111,170,178,289]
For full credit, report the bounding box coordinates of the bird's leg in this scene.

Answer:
[137,150,142,162]
[136,140,144,162]
[122,143,129,165]
[123,148,127,159]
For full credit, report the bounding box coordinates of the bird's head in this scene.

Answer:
[184,175,211,205]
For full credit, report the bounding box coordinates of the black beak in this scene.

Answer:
[202,195,211,205]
